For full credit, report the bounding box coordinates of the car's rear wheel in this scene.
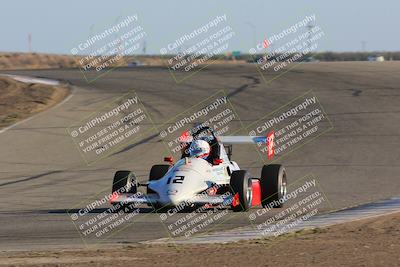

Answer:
[260,164,287,208]
[149,164,170,181]
[147,164,170,194]
[230,170,252,212]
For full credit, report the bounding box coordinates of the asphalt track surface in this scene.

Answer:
[1,62,399,250]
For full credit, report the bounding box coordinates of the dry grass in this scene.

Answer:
[0,77,69,128]
[0,52,245,70]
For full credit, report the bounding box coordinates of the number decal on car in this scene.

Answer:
[166,175,185,184]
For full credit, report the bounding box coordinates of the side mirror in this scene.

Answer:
[164,156,174,165]
[213,158,223,165]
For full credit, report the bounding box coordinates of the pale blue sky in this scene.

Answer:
[1,0,398,54]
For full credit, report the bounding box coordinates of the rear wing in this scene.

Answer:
[218,136,266,144]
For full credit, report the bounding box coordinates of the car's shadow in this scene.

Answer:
[46,207,155,214]
[42,205,233,215]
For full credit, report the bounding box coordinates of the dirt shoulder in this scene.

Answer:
[0,53,81,70]
[0,212,399,266]
[0,77,69,129]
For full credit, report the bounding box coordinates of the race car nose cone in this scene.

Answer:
[159,190,188,206]
[153,157,211,207]
[165,194,184,206]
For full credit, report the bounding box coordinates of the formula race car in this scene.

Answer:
[109,126,287,212]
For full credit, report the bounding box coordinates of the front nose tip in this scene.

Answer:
[162,192,187,206]
[167,195,181,206]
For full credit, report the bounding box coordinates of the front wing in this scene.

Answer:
[110,193,233,206]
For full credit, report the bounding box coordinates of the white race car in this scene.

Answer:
[110,127,287,212]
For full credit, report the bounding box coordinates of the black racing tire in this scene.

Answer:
[112,170,137,194]
[260,164,287,208]
[147,164,170,194]
[149,164,170,181]
[229,170,252,212]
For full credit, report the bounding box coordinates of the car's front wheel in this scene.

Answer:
[111,170,137,212]
[230,170,252,212]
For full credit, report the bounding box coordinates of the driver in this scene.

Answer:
[188,139,211,159]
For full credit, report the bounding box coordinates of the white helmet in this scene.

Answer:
[189,139,210,159]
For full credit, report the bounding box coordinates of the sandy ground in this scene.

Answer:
[0,77,69,129]
[0,52,245,70]
[0,53,81,70]
[0,212,399,267]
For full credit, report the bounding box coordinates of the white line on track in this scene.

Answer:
[0,74,60,85]
[146,197,400,244]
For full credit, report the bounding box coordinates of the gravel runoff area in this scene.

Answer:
[0,211,399,267]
